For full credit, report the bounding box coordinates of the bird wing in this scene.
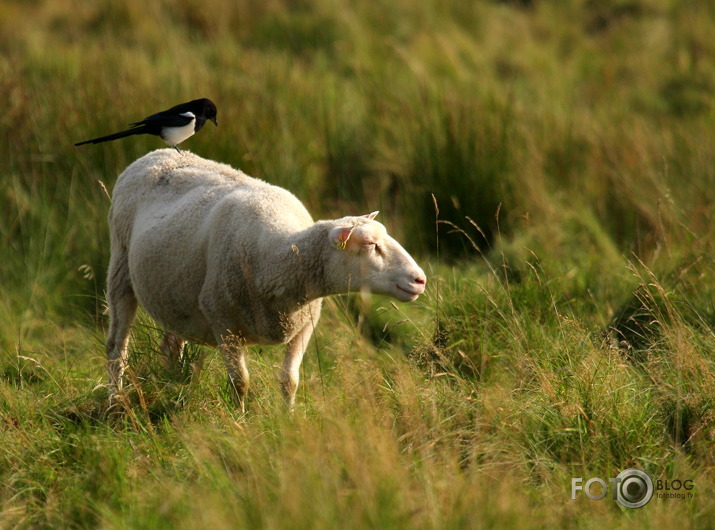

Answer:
[132,110,195,128]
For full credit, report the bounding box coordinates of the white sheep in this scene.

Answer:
[106,149,426,410]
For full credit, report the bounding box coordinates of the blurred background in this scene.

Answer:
[1,2,715,526]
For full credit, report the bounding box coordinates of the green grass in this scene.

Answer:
[1,0,714,527]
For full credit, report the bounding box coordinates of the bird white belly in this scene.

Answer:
[161,119,196,147]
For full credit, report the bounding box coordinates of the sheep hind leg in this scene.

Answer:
[218,334,249,413]
[280,323,315,411]
[160,332,186,372]
[105,255,138,402]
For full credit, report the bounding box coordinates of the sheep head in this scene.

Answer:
[327,212,426,302]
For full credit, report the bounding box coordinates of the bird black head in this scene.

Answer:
[192,98,218,126]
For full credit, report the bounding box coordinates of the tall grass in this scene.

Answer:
[1,0,714,527]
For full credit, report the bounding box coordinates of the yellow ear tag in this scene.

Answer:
[336,228,355,250]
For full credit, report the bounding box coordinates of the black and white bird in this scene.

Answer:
[75,98,218,152]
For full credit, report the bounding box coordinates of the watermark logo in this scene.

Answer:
[572,469,695,509]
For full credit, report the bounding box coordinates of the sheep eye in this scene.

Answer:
[361,240,383,256]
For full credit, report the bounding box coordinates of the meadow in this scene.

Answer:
[1,0,714,527]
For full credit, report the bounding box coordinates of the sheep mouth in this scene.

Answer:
[395,284,423,302]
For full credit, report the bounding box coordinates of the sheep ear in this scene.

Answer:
[330,226,356,250]
[364,211,379,220]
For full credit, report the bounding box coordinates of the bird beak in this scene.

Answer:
[211,117,218,126]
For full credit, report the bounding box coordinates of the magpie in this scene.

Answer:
[75,98,218,152]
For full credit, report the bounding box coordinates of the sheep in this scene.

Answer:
[105,149,427,411]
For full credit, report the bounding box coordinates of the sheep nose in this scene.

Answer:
[414,274,426,286]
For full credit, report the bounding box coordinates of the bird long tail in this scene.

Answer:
[74,125,148,146]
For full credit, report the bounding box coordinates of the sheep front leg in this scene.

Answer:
[280,322,315,410]
[219,334,250,413]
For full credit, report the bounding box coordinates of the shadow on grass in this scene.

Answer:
[48,376,196,435]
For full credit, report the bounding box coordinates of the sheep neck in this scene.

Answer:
[277,223,332,304]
